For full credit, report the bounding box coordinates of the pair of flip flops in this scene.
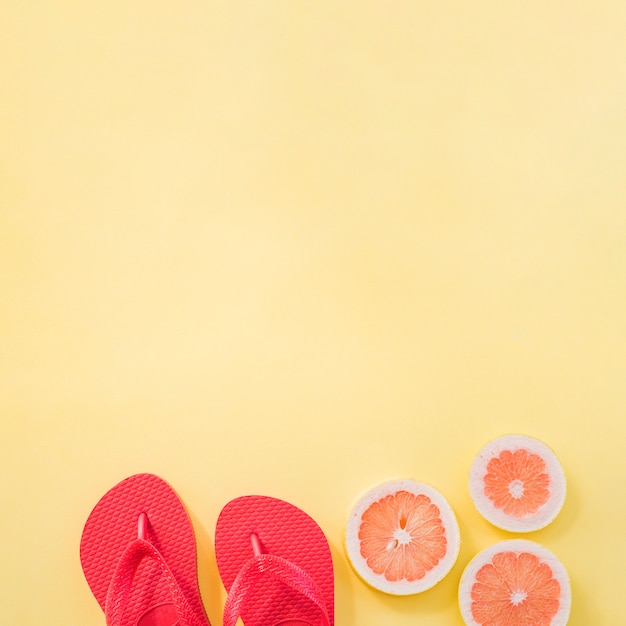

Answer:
[80,474,334,626]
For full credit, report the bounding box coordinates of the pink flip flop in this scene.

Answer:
[80,473,210,626]
[215,495,335,626]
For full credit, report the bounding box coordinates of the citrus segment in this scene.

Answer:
[469,435,566,532]
[345,480,460,595]
[459,540,571,625]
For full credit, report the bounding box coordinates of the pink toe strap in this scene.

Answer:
[105,538,205,626]
[223,554,331,626]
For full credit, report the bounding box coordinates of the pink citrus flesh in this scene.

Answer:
[345,480,460,595]
[459,540,571,625]
[469,435,566,532]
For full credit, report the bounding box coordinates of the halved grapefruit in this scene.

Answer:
[469,435,566,532]
[345,479,460,595]
[459,539,571,625]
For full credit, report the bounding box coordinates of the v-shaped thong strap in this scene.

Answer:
[105,536,206,626]
[222,553,331,626]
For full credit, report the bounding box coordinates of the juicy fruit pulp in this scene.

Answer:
[469,435,566,532]
[483,448,550,518]
[345,480,460,595]
[472,551,560,624]
[459,540,571,626]
[359,490,447,582]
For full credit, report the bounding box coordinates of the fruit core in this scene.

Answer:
[510,590,527,605]
[508,479,525,499]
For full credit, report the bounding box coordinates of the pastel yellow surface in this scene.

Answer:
[1,3,624,624]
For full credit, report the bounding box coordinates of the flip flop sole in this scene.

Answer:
[80,473,208,626]
[215,495,334,626]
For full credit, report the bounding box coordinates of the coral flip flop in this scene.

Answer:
[80,473,210,626]
[215,495,334,626]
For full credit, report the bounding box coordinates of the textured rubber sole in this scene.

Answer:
[80,473,209,626]
[215,495,334,626]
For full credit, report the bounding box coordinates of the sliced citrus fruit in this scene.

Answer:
[469,435,566,532]
[459,539,571,625]
[345,479,460,595]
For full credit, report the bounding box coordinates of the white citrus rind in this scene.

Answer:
[345,479,460,595]
[458,539,571,626]
[469,434,566,532]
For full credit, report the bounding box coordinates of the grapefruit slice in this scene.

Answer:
[469,435,566,532]
[459,539,571,626]
[345,479,460,595]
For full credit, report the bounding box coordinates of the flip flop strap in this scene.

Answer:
[105,538,205,626]
[223,553,331,626]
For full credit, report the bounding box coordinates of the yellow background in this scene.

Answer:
[1,2,624,624]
